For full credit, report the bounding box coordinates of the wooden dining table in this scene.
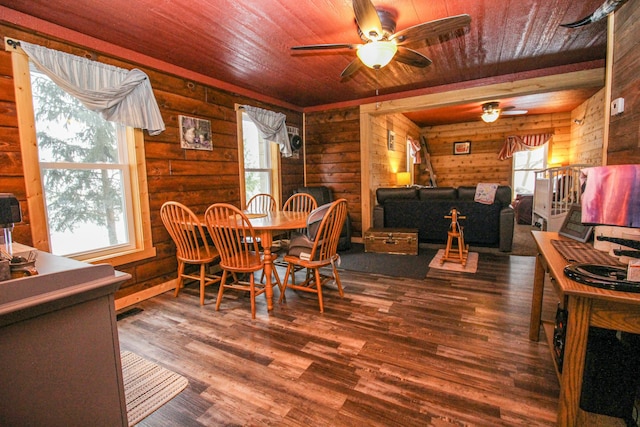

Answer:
[238,210,308,310]
[192,208,307,310]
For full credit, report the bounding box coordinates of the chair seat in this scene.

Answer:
[219,252,263,272]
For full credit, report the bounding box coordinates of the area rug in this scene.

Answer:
[428,249,479,273]
[336,243,436,279]
[121,351,188,426]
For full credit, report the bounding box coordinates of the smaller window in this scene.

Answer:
[512,145,548,196]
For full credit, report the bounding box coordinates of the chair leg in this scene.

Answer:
[279,264,294,304]
[174,261,185,297]
[216,270,228,312]
[314,268,324,313]
[333,265,344,297]
[250,274,256,319]
[199,263,207,306]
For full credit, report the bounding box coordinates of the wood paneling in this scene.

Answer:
[570,89,605,166]
[607,0,640,164]
[421,113,571,188]
[305,107,362,237]
[0,24,304,297]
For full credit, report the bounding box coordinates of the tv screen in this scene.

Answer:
[581,165,640,228]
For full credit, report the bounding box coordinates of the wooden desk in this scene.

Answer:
[529,231,640,426]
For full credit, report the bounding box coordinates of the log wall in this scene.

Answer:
[608,0,640,164]
[0,24,303,297]
[305,107,362,238]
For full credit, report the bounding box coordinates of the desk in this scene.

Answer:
[529,231,640,426]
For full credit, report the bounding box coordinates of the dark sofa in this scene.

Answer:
[373,186,515,251]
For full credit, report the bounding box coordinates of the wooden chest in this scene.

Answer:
[364,228,418,255]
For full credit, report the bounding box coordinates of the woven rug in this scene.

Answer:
[428,249,479,273]
[121,351,188,426]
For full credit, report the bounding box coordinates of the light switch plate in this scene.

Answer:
[611,97,625,115]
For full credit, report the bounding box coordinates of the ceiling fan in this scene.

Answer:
[291,0,471,78]
[481,102,528,123]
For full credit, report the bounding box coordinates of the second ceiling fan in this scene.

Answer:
[291,0,471,78]
[481,102,528,123]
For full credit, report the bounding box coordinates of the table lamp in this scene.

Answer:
[397,172,411,187]
[563,165,640,291]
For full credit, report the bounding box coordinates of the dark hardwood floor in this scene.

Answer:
[116,253,623,426]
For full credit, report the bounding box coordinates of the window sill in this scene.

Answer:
[83,247,157,267]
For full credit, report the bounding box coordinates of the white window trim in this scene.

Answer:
[8,40,155,266]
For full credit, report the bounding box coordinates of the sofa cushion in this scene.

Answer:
[418,187,457,200]
[376,187,418,204]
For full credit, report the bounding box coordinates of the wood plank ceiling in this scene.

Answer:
[1,0,609,125]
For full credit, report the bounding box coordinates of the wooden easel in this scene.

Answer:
[440,208,469,266]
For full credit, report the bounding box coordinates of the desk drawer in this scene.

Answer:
[364,228,418,255]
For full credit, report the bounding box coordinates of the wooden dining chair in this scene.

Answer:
[160,201,221,305]
[204,203,273,319]
[279,199,348,313]
[283,192,318,213]
[246,193,276,213]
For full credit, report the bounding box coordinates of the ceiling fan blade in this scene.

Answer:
[353,0,383,40]
[395,47,432,68]
[291,43,357,51]
[390,14,471,45]
[341,59,363,78]
[501,109,528,115]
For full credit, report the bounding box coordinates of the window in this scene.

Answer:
[10,46,155,265]
[512,144,548,196]
[237,110,281,207]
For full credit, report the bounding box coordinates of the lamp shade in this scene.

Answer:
[357,41,397,69]
[481,110,500,123]
[397,171,411,186]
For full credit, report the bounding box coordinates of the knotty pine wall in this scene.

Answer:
[608,0,640,164]
[419,113,572,189]
[0,24,304,298]
[570,88,605,165]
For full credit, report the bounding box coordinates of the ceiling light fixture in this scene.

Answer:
[481,102,500,123]
[357,41,398,69]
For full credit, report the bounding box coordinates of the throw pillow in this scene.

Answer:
[474,183,499,205]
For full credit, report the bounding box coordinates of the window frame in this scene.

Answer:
[511,144,549,197]
[236,106,281,209]
[9,41,156,266]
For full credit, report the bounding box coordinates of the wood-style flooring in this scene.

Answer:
[116,253,625,426]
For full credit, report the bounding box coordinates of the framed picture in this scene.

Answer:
[387,130,395,151]
[453,141,471,155]
[559,204,593,243]
[179,115,212,151]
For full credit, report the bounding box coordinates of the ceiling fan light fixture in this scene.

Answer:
[357,41,397,69]
[481,102,500,123]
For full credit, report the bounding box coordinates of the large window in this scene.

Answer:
[512,144,548,196]
[10,46,155,265]
[238,110,281,207]
[31,68,135,258]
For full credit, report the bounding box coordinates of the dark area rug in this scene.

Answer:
[337,244,437,279]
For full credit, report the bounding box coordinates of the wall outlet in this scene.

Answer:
[611,97,625,116]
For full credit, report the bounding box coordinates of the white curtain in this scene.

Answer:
[242,105,292,157]
[20,41,165,136]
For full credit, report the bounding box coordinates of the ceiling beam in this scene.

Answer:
[361,68,605,116]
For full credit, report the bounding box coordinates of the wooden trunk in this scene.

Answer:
[364,228,418,255]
